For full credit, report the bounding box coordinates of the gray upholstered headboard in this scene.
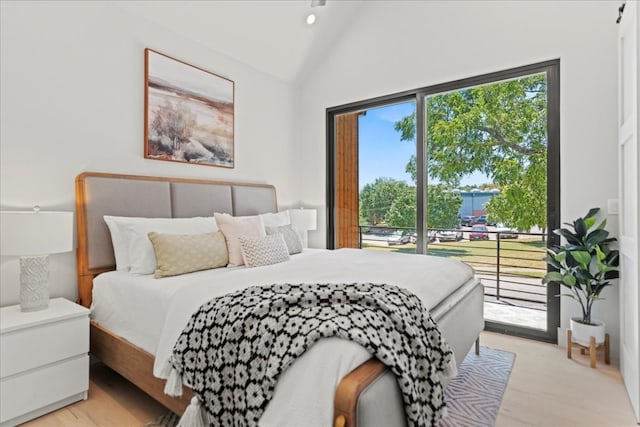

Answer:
[75,172,277,307]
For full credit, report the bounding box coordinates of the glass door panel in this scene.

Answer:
[422,73,550,333]
[358,101,417,253]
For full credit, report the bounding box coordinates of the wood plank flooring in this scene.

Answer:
[21,331,637,426]
[487,332,637,427]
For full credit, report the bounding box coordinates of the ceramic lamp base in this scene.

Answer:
[19,255,50,312]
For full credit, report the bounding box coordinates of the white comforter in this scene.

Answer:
[92,248,474,427]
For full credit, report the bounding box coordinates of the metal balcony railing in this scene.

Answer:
[358,225,548,311]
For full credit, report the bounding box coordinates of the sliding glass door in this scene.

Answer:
[327,60,560,342]
[422,74,552,335]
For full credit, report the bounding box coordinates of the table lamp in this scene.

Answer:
[0,208,74,312]
[288,207,317,248]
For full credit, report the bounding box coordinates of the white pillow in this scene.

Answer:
[103,216,153,271]
[123,217,218,275]
[239,234,290,268]
[214,213,266,266]
[259,211,290,228]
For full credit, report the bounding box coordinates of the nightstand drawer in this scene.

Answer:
[0,355,89,424]
[0,316,88,378]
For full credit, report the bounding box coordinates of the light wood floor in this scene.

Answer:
[487,332,637,427]
[22,331,638,427]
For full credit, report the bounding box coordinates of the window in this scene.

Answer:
[327,60,560,342]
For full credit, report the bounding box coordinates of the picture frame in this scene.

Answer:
[144,48,235,168]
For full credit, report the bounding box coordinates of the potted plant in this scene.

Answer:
[543,208,619,346]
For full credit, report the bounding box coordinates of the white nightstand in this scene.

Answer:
[0,298,90,427]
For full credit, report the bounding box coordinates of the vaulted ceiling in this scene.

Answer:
[116,0,367,83]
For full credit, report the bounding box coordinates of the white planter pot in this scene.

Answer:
[570,317,606,347]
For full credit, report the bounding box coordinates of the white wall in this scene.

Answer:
[294,1,620,358]
[1,0,623,359]
[0,1,297,305]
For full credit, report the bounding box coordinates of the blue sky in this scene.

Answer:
[358,101,490,190]
[358,102,415,189]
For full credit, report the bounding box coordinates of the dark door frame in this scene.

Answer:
[326,59,561,343]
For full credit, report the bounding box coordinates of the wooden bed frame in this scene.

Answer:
[75,172,386,427]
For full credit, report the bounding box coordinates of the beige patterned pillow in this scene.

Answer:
[148,231,228,278]
[239,234,290,268]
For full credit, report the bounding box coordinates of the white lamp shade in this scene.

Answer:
[289,208,317,231]
[1,211,74,256]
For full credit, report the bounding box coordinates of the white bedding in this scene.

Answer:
[91,248,475,427]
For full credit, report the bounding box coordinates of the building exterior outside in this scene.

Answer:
[458,190,500,217]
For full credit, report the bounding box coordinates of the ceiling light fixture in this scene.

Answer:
[306,13,316,25]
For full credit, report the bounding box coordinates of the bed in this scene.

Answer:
[75,171,485,427]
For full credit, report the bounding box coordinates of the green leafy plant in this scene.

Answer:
[542,208,619,325]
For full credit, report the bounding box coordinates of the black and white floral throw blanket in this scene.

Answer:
[165,282,457,427]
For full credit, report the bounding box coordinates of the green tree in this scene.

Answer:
[427,185,463,229]
[359,178,412,225]
[394,74,547,231]
[385,186,416,228]
[359,179,461,230]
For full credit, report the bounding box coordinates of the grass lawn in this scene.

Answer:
[363,238,547,277]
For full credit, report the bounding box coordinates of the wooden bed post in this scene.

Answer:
[333,358,388,427]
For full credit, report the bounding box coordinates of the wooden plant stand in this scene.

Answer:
[567,329,610,368]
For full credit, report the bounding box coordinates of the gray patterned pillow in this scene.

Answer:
[239,234,290,268]
[265,224,303,254]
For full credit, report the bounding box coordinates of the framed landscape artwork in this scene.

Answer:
[144,48,234,168]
